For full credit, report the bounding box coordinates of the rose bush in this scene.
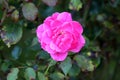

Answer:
[36,12,85,61]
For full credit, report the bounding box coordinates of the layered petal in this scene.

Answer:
[50,41,61,52]
[69,35,85,52]
[57,12,72,22]
[36,24,44,42]
[51,12,59,19]
[70,21,83,34]
[50,52,68,61]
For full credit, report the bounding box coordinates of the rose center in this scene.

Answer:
[58,31,64,36]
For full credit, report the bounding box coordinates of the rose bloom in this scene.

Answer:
[36,12,85,61]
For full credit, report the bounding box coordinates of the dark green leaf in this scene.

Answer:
[24,67,36,80]
[1,62,9,72]
[37,72,46,80]
[90,57,101,68]
[31,37,38,47]
[50,72,64,80]
[49,59,56,67]
[59,57,72,75]
[11,46,22,60]
[0,23,23,47]
[74,55,94,71]
[37,51,50,60]
[68,64,81,77]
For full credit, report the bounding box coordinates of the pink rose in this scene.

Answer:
[36,12,85,61]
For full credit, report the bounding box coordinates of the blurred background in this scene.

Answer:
[0,0,120,80]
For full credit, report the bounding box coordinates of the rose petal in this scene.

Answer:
[61,22,73,32]
[50,42,61,52]
[51,12,59,19]
[80,35,85,44]
[57,32,73,52]
[44,12,59,24]
[50,20,62,30]
[70,35,85,52]
[50,52,68,61]
[70,21,83,34]
[42,32,51,44]
[36,24,44,41]
[42,23,52,37]
[45,45,55,54]
[57,12,72,22]
[44,16,52,24]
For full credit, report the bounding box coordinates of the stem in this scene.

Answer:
[83,0,91,26]
[44,59,54,75]
[111,50,120,80]
[44,64,51,75]
[0,10,7,26]
[0,0,9,26]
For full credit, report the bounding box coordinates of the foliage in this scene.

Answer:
[0,0,120,80]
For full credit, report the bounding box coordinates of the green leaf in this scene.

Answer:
[74,55,94,71]
[83,52,101,68]
[31,37,38,47]
[22,2,38,21]
[69,0,82,11]
[93,57,101,68]
[37,72,46,80]
[0,23,23,47]
[1,62,9,72]
[50,72,65,80]
[11,46,22,60]
[24,67,36,80]
[7,68,19,80]
[37,51,50,60]
[68,64,81,77]
[59,57,72,75]
[42,0,58,6]
[48,59,56,67]
[44,59,56,75]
